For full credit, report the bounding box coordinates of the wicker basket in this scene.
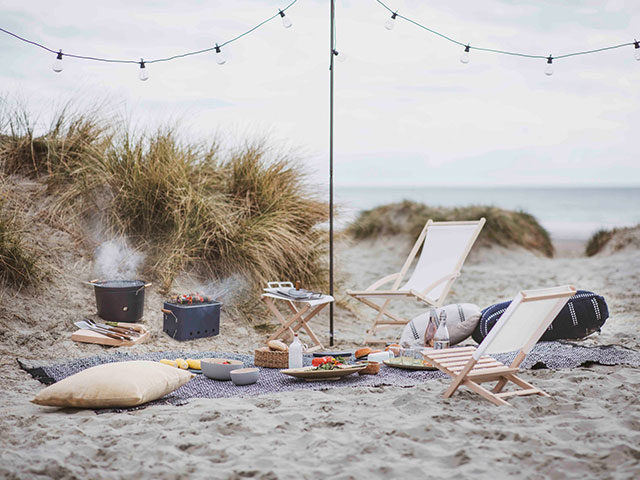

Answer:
[254,349,288,369]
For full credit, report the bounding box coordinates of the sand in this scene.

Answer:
[1,233,640,479]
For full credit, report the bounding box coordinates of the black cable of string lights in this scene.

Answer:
[0,0,298,65]
[375,0,639,63]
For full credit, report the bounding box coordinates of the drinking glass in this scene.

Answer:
[412,348,424,366]
[400,348,411,365]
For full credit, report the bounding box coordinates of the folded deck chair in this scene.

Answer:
[347,219,485,344]
[422,285,577,406]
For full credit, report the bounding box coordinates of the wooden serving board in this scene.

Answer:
[280,364,366,381]
[383,359,438,371]
[71,323,150,347]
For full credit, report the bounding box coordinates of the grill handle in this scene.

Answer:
[161,308,178,322]
[135,283,152,295]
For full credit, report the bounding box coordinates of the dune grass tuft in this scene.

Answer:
[0,201,39,288]
[585,229,616,257]
[92,131,328,290]
[585,226,640,257]
[348,200,554,257]
[0,102,110,190]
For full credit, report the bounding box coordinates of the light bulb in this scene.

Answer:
[634,41,640,61]
[52,50,63,73]
[214,44,226,65]
[279,10,292,29]
[332,49,347,63]
[384,12,397,30]
[139,59,149,81]
[460,45,470,64]
[544,56,553,76]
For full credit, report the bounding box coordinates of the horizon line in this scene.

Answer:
[334,184,640,189]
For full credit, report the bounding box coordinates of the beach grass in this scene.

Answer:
[0,102,110,188]
[97,133,327,291]
[0,200,39,288]
[0,104,328,292]
[348,200,554,257]
[585,229,616,256]
[585,225,639,257]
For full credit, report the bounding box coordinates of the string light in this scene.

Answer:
[214,43,226,65]
[138,58,148,81]
[384,12,397,31]
[279,10,293,29]
[545,55,553,76]
[52,49,63,72]
[0,0,297,76]
[460,44,470,64]
[0,0,636,80]
[332,49,346,63]
[375,0,638,74]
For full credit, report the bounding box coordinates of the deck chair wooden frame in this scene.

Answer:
[422,285,577,406]
[346,218,486,345]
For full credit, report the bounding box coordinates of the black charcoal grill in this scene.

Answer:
[161,300,221,341]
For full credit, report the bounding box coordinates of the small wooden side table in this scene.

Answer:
[261,282,334,353]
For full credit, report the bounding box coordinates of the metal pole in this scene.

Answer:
[329,0,335,346]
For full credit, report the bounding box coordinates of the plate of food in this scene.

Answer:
[383,358,438,371]
[280,356,366,381]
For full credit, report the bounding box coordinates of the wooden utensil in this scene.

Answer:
[72,322,150,347]
[74,321,129,341]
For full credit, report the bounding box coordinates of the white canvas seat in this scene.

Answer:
[346,219,485,344]
[422,285,577,406]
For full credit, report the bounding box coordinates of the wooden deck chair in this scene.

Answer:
[347,219,485,344]
[422,285,577,406]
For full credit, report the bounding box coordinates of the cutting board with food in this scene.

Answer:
[72,321,149,347]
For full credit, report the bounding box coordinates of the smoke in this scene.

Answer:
[94,237,144,279]
[202,274,249,305]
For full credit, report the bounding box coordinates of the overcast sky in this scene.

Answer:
[1,0,639,186]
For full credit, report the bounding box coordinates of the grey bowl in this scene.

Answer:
[201,358,243,381]
[230,367,259,386]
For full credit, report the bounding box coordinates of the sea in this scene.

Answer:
[335,186,640,241]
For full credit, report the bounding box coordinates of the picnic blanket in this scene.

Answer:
[18,341,640,411]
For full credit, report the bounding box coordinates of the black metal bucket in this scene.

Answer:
[91,280,150,323]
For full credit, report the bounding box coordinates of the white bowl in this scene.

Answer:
[201,358,243,380]
[230,367,259,386]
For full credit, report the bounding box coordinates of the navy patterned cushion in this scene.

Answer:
[472,290,609,344]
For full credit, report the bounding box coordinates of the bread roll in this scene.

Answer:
[354,347,372,359]
[267,340,288,352]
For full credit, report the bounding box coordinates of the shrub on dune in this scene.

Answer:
[585,225,640,256]
[585,229,616,256]
[54,126,327,291]
[348,200,554,257]
[1,103,328,293]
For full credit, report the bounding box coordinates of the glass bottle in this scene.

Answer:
[433,311,450,350]
[288,334,303,369]
[424,308,438,348]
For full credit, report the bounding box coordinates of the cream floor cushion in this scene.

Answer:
[32,360,194,408]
